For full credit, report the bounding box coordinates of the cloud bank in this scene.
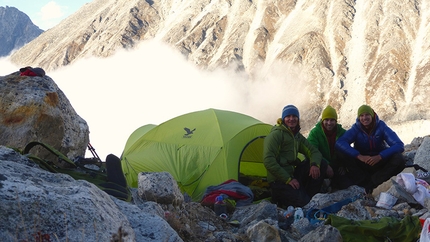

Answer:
[2,40,427,159]
[1,41,309,159]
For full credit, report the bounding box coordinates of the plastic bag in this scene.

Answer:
[376,192,397,210]
[420,218,430,242]
[396,173,430,206]
[396,173,417,194]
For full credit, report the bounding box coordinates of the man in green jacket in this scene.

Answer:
[263,105,327,208]
[307,105,353,190]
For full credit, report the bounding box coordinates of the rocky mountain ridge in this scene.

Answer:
[9,0,430,132]
[0,6,43,57]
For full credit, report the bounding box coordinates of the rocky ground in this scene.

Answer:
[1,136,430,241]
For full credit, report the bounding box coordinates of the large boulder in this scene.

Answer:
[0,147,135,241]
[138,172,184,205]
[0,146,184,242]
[0,71,89,160]
[413,137,430,172]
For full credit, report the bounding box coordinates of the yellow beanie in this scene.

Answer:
[357,105,374,117]
[321,105,337,121]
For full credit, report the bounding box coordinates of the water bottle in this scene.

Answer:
[214,195,227,216]
[283,206,295,218]
[294,207,304,223]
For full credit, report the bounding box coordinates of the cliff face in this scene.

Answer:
[9,0,430,129]
[0,6,43,56]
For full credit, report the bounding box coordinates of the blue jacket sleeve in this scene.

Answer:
[335,125,360,158]
[378,122,404,159]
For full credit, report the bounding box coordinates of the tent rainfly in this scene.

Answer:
[120,108,272,201]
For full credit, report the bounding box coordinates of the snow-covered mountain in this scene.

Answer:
[9,0,430,134]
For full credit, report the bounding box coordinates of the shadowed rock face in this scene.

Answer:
[9,0,430,129]
[0,6,43,57]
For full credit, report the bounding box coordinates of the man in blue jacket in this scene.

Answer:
[335,105,406,193]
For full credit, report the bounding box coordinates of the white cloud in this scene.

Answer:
[47,40,310,159]
[39,1,65,21]
[0,56,19,73]
[3,41,425,160]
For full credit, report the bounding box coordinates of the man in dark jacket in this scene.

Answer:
[264,105,327,208]
[307,105,353,190]
[335,105,406,193]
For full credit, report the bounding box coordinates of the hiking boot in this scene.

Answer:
[365,188,373,196]
[364,182,374,195]
[320,179,331,193]
[362,193,376,206]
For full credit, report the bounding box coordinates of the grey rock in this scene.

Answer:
[0,73,89,160]
[289,218,315,240]
[413,137,430,172]
[298,225,342,242]
[113,198,183,242]
[0,150,135,241]
[231,200,278,231]
[304,185,365,210]
[246,219,281,242]
[138,172,184,205]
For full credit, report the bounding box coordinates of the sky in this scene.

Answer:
[0,0,91,30]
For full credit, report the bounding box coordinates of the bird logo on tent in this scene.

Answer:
[184,127,196,138]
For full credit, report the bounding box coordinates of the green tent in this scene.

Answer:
[120,108,272,201]
[122,124,156,155]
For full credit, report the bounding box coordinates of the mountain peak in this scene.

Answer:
[0,6,43,56]
[8,0,430,132]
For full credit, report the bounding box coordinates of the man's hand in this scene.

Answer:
[367,155,382,166]
[357,154,370,163]
[326,165,334,178]
[357,154,382,166]
[288,178,300,189]
[309,165,320,179]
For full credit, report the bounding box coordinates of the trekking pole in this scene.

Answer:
[88,143,102,164]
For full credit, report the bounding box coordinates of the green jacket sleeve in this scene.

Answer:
[307,123,321,149]
[298,133,322,167]
[263,128,294,183]
[307,123,331,164]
